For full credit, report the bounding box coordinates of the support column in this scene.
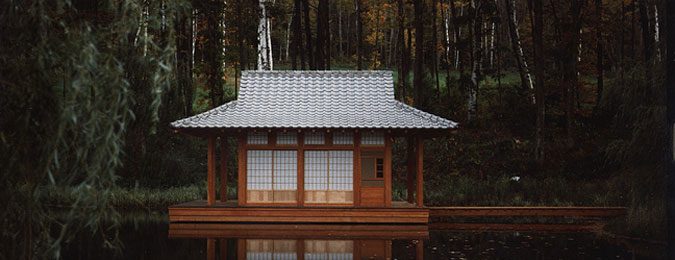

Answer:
[237,135,246,206]
[406,136,415,204]
[207,136,216,206]
[416,137,424,208]
[384,133,393,207]
[220,137,228,202]
[206,238,216,260]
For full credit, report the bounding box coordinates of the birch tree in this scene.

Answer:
[503,0,534,99]
[257,0,273,70]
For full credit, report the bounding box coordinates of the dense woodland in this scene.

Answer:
[0,0,672,258]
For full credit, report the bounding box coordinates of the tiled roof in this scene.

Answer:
[170,71,458,130]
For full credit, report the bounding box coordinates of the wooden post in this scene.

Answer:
[207,136,217,206]
[207,238,216,260]
[298,132,305,206]
[384,133,392,207]
[219,239,227,260]
[354,131,361,206]
[415,239,424,259]
[237,135,246,206]
[406,136,415,204]
[220,137,228,202]
[416,137,424,208]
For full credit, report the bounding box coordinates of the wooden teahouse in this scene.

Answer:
[169,71,457,224]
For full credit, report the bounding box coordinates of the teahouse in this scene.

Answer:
[169,71,457,224]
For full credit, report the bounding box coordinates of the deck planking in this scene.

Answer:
[169,200,429,224]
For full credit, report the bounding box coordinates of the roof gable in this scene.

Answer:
[171,70,457,130]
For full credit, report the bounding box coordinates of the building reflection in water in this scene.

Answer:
[169,223,427,260]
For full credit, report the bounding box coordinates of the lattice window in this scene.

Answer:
[276,132,298,145]
[304,132,325,145]
[332,132,354,145]
[246,150,273,190]
[304,151,328,190]
[247,132,268,145]
[361,131,384,145]
[328,151,354,190]
[273,150,297,190]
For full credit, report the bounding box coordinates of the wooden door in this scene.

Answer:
[359,151,385,207]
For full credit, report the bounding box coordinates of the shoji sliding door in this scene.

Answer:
[304,150,354,204]
[246,150,298,204]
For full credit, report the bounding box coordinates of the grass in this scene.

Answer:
[42,183,237,212]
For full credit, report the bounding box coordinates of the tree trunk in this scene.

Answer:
[397,0,407,101]
[562,0,584,137]
[413,0,426,108]
[503,0,534,99]
[533,0,545,164]
[302,0,314,69]
[177,7,194,116]
[468,0,482,121]
[595,0,603,106]
[665,0,675,254]
[257,0,273,70]
[355,0,364,70]
[205,0,224,107]
[405,23,413,101]
[285,14,292,62]
[432,0,440,100]
[449,1,461,71]
[638,0,652,65]
[338,7,343,58]
[442,0,452,95]
[291,0,304,70]
[316,0,328,69]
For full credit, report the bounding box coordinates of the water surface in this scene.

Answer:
[62,219,664,259]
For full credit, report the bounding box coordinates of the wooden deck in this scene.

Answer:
[428,206,626,218]
[168,200,429,224]
[169,223,429,239]
[169,201,626,224]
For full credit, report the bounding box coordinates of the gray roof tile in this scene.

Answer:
[171,70,458,129]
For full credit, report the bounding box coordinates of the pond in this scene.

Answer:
[62,218,664,259]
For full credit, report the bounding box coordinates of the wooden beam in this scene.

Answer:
[416,137,424,208]
[220,137,228,202]
[384,134,392,207]
[237,135,246,206]
[406,136,415,204]
[207,137,216,206]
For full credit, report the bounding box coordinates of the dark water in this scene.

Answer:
[62,219,664,259]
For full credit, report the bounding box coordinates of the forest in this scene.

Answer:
[0,0,672,258]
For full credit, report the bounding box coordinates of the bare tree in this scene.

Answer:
[316,0,329,69]
[413,0,426,108]
[291,0,304,69]
[397,0,407,100]
[595,0,603,105]
[257,0,273,70]
[468,0,482,121]
[533,0,545,163]
[503,0,534,99]
[355,0,364,70]
[302,0,314,69]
